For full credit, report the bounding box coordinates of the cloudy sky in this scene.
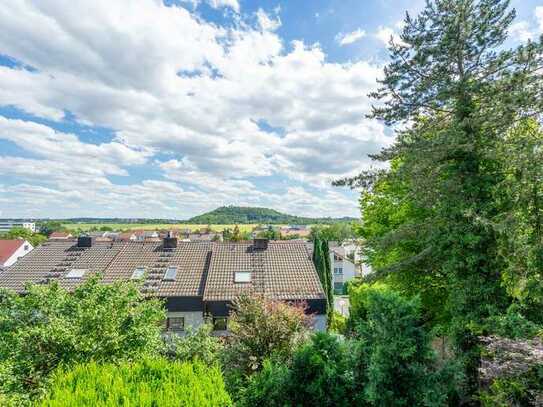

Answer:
[0,0,541,219]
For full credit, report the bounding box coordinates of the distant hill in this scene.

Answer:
[186,206,355,225]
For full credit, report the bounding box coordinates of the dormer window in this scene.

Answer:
[234,271,251,283]
[66,268,87,279]
[163,266,177,281]
[131,267,146,280]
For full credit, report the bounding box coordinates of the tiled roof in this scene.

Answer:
[203,241,324,301]
[49,232,71,239]
[0,240,324,302]
[0,239,24,265]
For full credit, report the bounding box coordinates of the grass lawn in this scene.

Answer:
[62,223,260,233]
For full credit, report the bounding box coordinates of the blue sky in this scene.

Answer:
[0,0,542,219]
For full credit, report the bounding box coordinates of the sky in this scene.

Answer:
[0,0,542,220]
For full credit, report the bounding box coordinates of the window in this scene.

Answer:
[163,266,177,281]
[24,245,29,251]
[131,267,146,280]
[234,271,251,283]
[213,317,228,331]
[65,268,87,279]
[166,317,184,332]
[334,254,341,261]
[334,282,344,294]
[333,267,343,275]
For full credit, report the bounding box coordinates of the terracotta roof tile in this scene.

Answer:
[0,240,24,265]
[0,240,324,302]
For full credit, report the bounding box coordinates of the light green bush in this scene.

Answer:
[38,357,232,407]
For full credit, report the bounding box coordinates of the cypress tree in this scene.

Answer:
[313,237,333,323]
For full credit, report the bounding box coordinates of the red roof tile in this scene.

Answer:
[0,240,24,265]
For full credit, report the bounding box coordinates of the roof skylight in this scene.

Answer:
[65,269,87,279]
[234,271,251,283]
[131,267,146,280]
[163,266,177,281]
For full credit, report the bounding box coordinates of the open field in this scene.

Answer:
[62,223,261,233]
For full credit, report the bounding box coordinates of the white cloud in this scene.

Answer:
[536,7,543,32]
[256,8,281,31]
[335,28,366,46]
[0,0,386,218]
[507,7,543,43]
[207,0,240,12]
[375,25,405,46]
[509,21,534,42]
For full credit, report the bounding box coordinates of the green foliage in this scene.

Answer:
[310,222,356,243]
[485,305,542,339]
[0,277,165,399]
[287,332,357,406]
[335,1,543,400]
[164,323,223,366]
[240,333,357,407]
[1,227,48,247]
[329,311,347,334]
[352,288,457,406]
[221,294,312,396]
[38,358,232,407]
[188,205,353,225]
[494,119,543,324]
[312,237,333,321]
[36,221,66,237]
[480,365,543,407]
[238,359,292,407]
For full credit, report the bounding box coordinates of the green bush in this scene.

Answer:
[240,332,357,407]
[222,294,312,396]
[0,277,165,399]
[485,305,542,339]
[164,323,223,366]
[38,358,232,406]
[353,288,456,406]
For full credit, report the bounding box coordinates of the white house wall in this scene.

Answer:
[3,241,33,267]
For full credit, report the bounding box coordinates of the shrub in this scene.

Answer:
[354,289,454,406]
[163,323,223,366]
[240,332,357,407]
[38,358,232,406]
[239,359,292,407]
[0,277,165,399]
[221,294,312,396]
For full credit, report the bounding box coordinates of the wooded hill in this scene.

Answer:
[187,206,355,224]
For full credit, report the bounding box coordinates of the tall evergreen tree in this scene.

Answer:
[337,0,543,398]
[313,237,333,323]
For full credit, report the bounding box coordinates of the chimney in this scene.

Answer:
[163,231,178,249]
[253,238,268,250]
[77,235,92,248]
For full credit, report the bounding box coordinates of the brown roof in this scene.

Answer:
[49,232,72,239]
[0,240,24,265]
[0,240,324,302]
[203,241,324,302]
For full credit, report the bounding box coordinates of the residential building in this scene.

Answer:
[49,231,73,240]
[0,222,36,234]
[0,239,34,267]
[0,237,326,333]
[330,247,358,294]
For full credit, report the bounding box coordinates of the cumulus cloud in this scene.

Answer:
[0,0,385,218]
[375,25,406,46]
[335,28,366,46]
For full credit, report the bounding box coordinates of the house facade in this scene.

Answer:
[0,222,36,233]
[0,237,326,333]
[0,239,34,267]
[330,248,358,294]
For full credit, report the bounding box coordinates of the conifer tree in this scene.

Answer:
[336,0,543,397]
